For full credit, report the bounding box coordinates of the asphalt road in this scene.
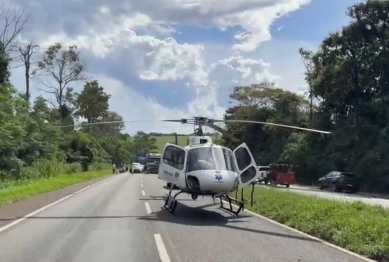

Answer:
[0,173,370,262]
[283,184,389,208]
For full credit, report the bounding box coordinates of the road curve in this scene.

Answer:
[0,172,370,262]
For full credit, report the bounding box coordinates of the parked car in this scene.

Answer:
[131,162,143,173]
[318,171,359,193]
[256,166,270,184]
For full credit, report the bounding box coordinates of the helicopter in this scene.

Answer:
[56,116,331,216]
[156,117,331,216]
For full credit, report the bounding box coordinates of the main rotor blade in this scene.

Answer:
[204,123,240,142]
[54,120,162,128]
[162,119,183,122]
[222,120,331,134]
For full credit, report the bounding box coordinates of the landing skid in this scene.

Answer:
[219,195,244,216]
[164,185,183,214]
[219,182,255,216]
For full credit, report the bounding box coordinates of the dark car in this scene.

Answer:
[318,171,359,193]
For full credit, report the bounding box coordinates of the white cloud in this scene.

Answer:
[6,0,311,135]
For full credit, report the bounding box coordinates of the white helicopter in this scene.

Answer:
[57,116,331,216]
[156,117,331,216]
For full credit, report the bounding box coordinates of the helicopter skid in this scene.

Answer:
[219,195,244,216]
[164,189,183,214]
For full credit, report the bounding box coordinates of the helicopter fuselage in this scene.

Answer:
[158,141,259,197]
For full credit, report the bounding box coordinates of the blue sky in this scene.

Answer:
[129,0,362,110]
[9,0,365,134]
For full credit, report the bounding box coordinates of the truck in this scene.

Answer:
[145,153,161,174]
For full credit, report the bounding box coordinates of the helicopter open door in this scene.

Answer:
[159,143,186,185]
[233,143,259,187]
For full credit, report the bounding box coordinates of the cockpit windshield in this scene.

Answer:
[186,147,236,172]
[213,147,235,171]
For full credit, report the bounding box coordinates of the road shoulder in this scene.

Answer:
[0,173,115,228]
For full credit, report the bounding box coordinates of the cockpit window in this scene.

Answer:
[213,148,234,171]
[186,148,215,172]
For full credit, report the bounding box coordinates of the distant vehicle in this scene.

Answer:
[318,171,359,193]
[119,165,127,173]
[267,163,295,188]
[131,162,143,173]
[256,166,270,184]
[145,153,161,174]
[135,153,147,165]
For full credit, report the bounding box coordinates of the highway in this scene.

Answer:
[0,173,370,262]
[284,184,389,208]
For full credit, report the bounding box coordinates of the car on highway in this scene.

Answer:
[131,162,143,173]
[318,171,359,193]
[256,166,270,184]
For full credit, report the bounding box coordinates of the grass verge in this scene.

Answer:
[232,186,389,261]
[0,169,111,208]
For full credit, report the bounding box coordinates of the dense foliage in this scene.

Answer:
[223,0,389,193]
[0,41,158,185]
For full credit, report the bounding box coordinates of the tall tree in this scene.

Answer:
[90,111,125,136]
[32,43,86,118]
[17,42,39,101]
[0,5,28,55]
[75,80,111,124]
[0,41,9,84]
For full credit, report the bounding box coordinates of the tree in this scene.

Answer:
[17,42,39,101]
[33,43,86,116]
[0,41,9,84]
[0,5,28,54]
[90,111,125,136]
[75,80,111,124]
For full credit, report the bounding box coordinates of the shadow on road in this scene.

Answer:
[136,197,318,243]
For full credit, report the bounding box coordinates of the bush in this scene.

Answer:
[234,187,389,261]
[0,159,113,190]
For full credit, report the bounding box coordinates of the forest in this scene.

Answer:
[0,8,157,185]
[1,0,389,194]
[221,0,389,193]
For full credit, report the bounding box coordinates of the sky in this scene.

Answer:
[5,0,362,135]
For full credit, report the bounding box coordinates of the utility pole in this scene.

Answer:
[174,132,178,145]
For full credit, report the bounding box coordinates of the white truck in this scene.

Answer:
[256,166,270,184]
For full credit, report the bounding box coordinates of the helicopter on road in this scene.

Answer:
[157,117,330,216]
[57,116,331,216]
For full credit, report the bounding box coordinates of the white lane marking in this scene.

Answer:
[142,190,146,196]
[74,185,91,194]
[0,194,73,233]
[154,234,171,262]
[145,202,152,214]
[0,175,115,234]
[141,183,143,188]
[223,200,375,262]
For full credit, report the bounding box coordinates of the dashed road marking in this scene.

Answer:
[145,202,152,214]
[154,234,171,262]
[142,190,146,196]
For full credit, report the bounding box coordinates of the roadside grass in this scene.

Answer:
[0,169,111,208]
[232,186,389,261]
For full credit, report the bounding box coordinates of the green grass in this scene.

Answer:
[232,187,389,261]
[152,135,189,150]
[0,169,111,208]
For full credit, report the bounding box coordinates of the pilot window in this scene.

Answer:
[186,148,215,172]
[162,146,185,170]
[213,148,234,171]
